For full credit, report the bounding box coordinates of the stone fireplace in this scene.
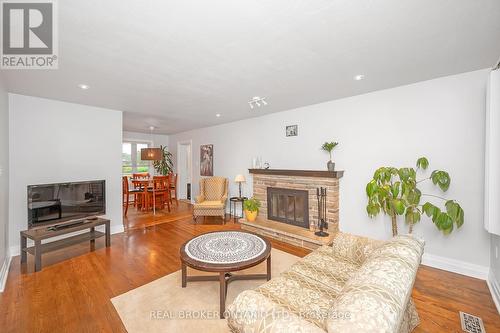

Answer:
[240,169,343,249]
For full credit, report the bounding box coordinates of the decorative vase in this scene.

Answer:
[327,160,335,171]
[244,210,258,222]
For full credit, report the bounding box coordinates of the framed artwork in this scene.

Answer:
[286,125,298,137]
[200,144,213,176]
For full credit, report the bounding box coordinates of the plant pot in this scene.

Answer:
[327,160,335,171]
[244,210,258,222]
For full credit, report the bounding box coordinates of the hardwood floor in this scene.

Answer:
[1,203,499,332]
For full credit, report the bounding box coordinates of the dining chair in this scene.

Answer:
[169,173,178,205]
[131,175,148,207]
[123,176,142,216]
[132,179,150,211]
[132,172,150,180]
[148,176,171,212]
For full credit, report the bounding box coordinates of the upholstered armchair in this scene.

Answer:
[193,177,228,223]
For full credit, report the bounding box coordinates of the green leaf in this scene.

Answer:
[391,182,400,197]
[416,157,429,170]
[435,212,453,231]
[423,202,435,217]
[431,170,451,192]
[398,168,411,182]
[366,203,381,217]
[456,205,464,228]
[392,199,405,215]
[407,188,421,205]
[366,180,378,197]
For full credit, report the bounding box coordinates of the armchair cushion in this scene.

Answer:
[194,200,224,209]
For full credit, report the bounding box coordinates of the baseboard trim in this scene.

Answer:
[9,223,125,257]
[0,249,12,292]
[487,271,500,314]
[422,253,490,280]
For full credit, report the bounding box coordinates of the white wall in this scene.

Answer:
[0,76,10,291]
[170,69,491,274]
[8,94,123,253]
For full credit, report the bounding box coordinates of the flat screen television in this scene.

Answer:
[28,180,106,228]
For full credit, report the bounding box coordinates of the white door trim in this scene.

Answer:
[177,140,193,203]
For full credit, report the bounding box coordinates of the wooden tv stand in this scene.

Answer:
[20,218,110,272]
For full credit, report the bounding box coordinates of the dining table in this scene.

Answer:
[130,177,170,214]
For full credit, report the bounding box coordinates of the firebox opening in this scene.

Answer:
[266,187,309,229]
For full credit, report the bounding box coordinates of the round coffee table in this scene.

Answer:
[180,231,272,318]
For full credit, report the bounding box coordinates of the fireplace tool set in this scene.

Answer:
[315,187,329,237]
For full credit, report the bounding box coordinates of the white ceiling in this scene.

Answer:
[2,0,500,134]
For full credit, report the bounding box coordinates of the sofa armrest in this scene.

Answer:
[195,195,205,203]
[221,195,228,205]
[327,235,424,333]
[227,290,325,333]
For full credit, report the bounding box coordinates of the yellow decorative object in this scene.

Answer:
[244,209,258,222]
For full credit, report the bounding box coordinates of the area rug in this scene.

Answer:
[111,248,299,333]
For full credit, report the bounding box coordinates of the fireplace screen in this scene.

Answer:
[267,187,309,229]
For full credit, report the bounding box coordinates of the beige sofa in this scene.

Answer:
[193,176,228,222]
[227,232,424,333]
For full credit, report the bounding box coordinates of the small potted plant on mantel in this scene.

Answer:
[321,141,339,171]
[243,197,261,222]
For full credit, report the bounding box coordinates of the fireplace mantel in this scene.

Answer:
[249,168,344,179]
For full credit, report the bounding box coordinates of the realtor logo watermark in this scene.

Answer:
[1,0,58,69]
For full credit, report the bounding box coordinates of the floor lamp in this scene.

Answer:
[140,126,163,215]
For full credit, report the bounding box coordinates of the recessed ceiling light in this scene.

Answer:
[215,113,221,118]
[354,75,365,81]
[78,84,90,90]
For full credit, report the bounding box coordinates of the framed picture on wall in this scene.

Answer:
[286,125,298,137]
[200,144,213,176]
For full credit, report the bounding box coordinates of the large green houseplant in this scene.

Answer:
[365,157,464,236]
[152,145,174,175]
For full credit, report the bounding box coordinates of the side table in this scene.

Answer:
[229,196,247,222]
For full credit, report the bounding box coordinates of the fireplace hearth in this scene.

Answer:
[267,187,309,229]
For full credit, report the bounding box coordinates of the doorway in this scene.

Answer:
[177,140,192,202]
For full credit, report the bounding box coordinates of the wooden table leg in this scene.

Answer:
[181,263,187,288]
[20,234,27,264]
[90,227,95,251]
[105,222,111,247]
[219,272,226,319]
[34,240,42,272]
[267,255,271,281]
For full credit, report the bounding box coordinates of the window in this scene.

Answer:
[122,141,151,175]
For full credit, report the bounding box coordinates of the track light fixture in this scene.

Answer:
[248,96,268,109]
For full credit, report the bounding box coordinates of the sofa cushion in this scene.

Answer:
[255,271,338,330]
[226,289,325,333]
[290,246,359,295]
[330,232,384,266]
